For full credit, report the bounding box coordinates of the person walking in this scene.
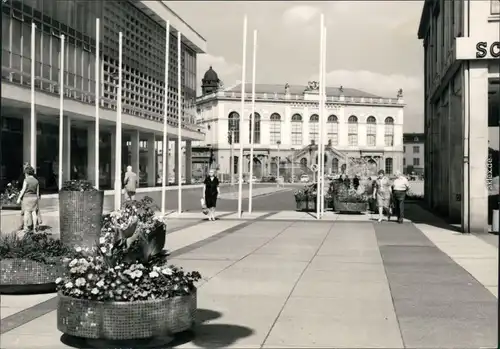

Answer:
[373,170,391,222]
[16,166,40,232]
[391,170,409,223]
[123,166,138,201]
[203,168,220,221]
[17,163,42,230]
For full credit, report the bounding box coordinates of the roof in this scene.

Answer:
[225,84,382,98]
[403,133,426,143]
[203,66,219,82]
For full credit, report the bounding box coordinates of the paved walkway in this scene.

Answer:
[1,210,497,348]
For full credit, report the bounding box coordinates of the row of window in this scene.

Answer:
[403,158,421,166]
[403,145,420,154]
[227,112,395,147]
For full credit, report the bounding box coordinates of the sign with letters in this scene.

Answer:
[456,37,500,60]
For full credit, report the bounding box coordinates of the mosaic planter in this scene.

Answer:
[306,197,317,211]
[0,258,62,294]
[334,199,367,213]
[59,190,104,249]
[57,291,197,340]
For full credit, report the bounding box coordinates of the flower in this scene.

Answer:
[91,288,99,295]
[65,282,73,289]
[149,271,159,278]
[75,247,82,252]
[55,277,62,284]
[75,277,86,287]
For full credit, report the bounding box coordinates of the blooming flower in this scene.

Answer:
[75,277,86,287]
[161,267,173,276]
[55,277,62,284]
[149,271,159,278]
[68,259,77,267]
[91,288,99,295]
[65,282,73,289]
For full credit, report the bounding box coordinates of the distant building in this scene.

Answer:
[195,67,405,179]
[403,133,425,175]
[418,0,499,233]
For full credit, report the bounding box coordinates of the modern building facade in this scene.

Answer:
[418,0,499,233]
[195,68,405,179]
[1,0,206,191]
[403,133,425,175]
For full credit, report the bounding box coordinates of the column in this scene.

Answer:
[146,133,156,187]
[185,140,192,184]
[130,130,140,176]
[22,117,32,165]
[466,61,489,233]
[63,116,71,181]
[110,129,116,185]
[87,124,96,184]
[174,139,179,182]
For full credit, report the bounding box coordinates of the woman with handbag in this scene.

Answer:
[16,166,40,232]
[373,170,391,222]
[202,169,220,221]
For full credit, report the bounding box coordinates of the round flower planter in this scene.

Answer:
[0,258,61,294]
[59,190,104,249]
[334,200,367,213]
[57,291,197,341]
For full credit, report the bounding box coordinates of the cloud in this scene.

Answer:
[282,5,320,27]
[197,53,241,94]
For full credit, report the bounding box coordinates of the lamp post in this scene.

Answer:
[228,128,235,185]
[276,140,281,186]
[291,148,295,183]
[308,141,315,182]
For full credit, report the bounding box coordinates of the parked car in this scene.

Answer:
[261,176,276,183]
[300,174,310,183]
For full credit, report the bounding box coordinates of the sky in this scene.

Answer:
[169,1,425,133]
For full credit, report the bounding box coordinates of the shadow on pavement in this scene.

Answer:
[403,201,461,232]
[60,308,254,349]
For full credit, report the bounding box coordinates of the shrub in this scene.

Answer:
[60,180,97,192]
[1,181,20,206]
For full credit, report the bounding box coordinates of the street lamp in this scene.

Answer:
[228,128,235,185]
[276,140,281,186]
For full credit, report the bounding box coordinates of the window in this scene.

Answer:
[413,146,420,154]
[403,158,406,166]
[332,158,339,173]
[228,111,240,144]
[348,115,358,146]
[403,145,406,153]
[385,158,393,175]
[249,112,261,144]
[309,114,319,143]
[413,158,420,166]
[366,116,376,146]
[327,115,338,146]
[291,114,302,145]
[270,113,281,144]
[384,117,394,146]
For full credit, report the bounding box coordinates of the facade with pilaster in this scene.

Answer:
[418,0,499,233]
[1,0,205,191]
[196,75,405,180]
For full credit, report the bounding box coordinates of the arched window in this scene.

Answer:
[249,112,261,144]
[327,115,338,146]
[291,114,303,145]
[385,157,393,175]
[332,158,339,174]
[384,117,394,146]
[348,115,358,146]
[228,112,240,144]
[366,116,377,146]
[309,114,319,143]
[270,113,281,144]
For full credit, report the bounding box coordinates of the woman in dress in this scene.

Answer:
[203,169,220,221]
[373,169,391,222]
[16,165,40,232]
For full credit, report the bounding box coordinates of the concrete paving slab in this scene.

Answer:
[299,268,388,284]
[265,211,316,220]
[235,254,309,270]
[292,279,393,300]
[264,297,403,348]
[224,211,270,220]
[1,293,56,320]
[307,256,386,271]
[334,213,372,221]
[375,222,434,246]
[486,286,497,297]
[166,211,233,219]
[453,257,499,287]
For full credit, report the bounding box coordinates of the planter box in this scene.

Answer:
[334,200,367,213]
[295,199,307,211]
[0,258,62,294]
[59,190,104,249]
[324,198,334,211]
[57,291,197,340]
[1,203,21,210]
[306,198,317,211]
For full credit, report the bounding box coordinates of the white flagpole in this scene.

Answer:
[95,18,100,189]
[58,34,65,190]
[321,26,327,216]
[161,21,170,215]
[30,23,36,169]
[177,31,182,214]
[316,14,324,219]
[114,32,123,210]
[248,30,257,214]
[237,15,248,218]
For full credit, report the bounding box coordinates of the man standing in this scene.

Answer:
[391,170,409,224]
[123,166,138,201]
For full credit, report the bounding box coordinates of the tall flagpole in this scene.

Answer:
[94,18,100,189]
[321,26,327,216]
[177,31,182,214]
[248,30,257,214]
[237,15,248,218]
[58,35,65,190]
[161,21,170,215]
[114,32,123,210]
[316,14,324,219]
[30,23,36,169]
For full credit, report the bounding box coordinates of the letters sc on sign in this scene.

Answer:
[476,41,500,59]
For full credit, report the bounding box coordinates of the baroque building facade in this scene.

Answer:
[195,68,405,179]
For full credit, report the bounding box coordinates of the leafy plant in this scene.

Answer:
[0,232,72,264]
[56,197,201,301]
[60,180,97,192]
[335,184,368,203]
[1,181,20,206]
